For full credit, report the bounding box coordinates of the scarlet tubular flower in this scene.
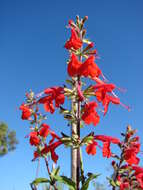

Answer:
[124,147,140,165]
[29,132,40,146]
[44,87,65,108]
[120,181,130,190]
[79,55,102,79]
[38,87,65,113]
[86,140,98,155]
[41,140,62,163]
[67,53,82,77]
[39,123,50,138]
[94,135,120,144]
[132,166,143,188]
[93,81,120,115]
[19,104,32,120]
[123,137,140,165]
[38,96,55,113]
[81,101,100,126]
[94,135,120,158]
[93,80,130,115]
[65,28,82,50]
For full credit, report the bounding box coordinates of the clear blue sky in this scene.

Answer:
[0,0,143,189]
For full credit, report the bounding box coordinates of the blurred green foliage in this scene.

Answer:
[0,122,18,156]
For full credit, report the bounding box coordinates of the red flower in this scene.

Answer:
[102,142,111,158]
[38,87,65,113]
[93,83,116,101]
[93,80,130,115]
[67,53,82,77]
[44,87,65,108]
[124,147,140,165]
[94,135,120,144]
[65,28,82,50]
[38,96,55,113]
[41,141,62,163]
[29,132,40,146]
[136,173,143,188]
[120,181,130,190]
[132,166,143,176]
[79,56,102,78]
[103,95,120,115]
[132,166,143,188]
[123,141,140,165]
[94,135,120,158]
[86,141,98,155]
[81,101,100,126]
[39,123,50,138]
[33,151,40,160]
[19,104,31,120]
[94,83,120,115]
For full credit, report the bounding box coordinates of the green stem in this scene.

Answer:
[44,158,58,190]
[80,148,85,185]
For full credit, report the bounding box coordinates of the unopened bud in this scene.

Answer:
[82,42,94,53]
[112,161,116,166]
[69,20,73,26]
[87,49,97,55]
[83,16,88,23]
[89,42,94,48]
[76,15,80,24]
[127,125,132,132]
[82,29,86,37]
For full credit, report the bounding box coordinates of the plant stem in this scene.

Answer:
[71,98,78,183]
[80,148,85,185]
[76,77,81,190]
[44,158,58,190]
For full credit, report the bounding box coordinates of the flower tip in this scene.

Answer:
[68,20,73,26]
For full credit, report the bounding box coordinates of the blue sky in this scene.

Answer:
[0,0,143,189]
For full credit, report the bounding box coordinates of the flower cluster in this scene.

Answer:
[110,126,143,190]
[19,88,64,163]
[64,16,130,128]
[19,16,139,190]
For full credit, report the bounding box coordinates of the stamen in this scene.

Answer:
[120,102,131,111]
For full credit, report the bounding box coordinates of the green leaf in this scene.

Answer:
[66,79,74,86]
[81,174,99,190]
[106,177,117,187]
[32,178,51,185]
[59,107,71,115]
[53,175,76,190]
[81,136,94,145]
[51,166,60,176]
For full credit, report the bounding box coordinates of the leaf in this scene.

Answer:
[81,135,94,145]
[59,107,71,115]
[51,166,60,176]
[81,174,99,190]
[66,79,74,86]
[53,175,76,190]
[106,177,117,187]
[32,178,51,185]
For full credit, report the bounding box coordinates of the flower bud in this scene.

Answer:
[82,16,88,23]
